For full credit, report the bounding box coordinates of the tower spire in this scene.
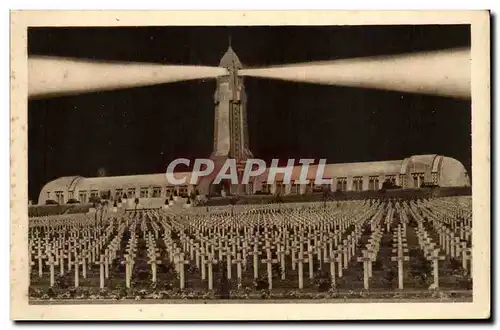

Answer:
[228,35,232,48]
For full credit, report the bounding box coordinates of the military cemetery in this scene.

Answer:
[28,195,472,302]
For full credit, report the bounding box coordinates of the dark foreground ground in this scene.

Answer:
[30,289,472,304]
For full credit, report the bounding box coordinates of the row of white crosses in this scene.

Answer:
[146,233,161,284]
[414,200,472,276]
[28,212,128,288]
[418,197,472,241]
[93,223,126,289]
[427,196,472,222]
[162,204,361,291]
[356,205,385,290]
[203,201,376,290]
[29,196,471,292]
[151,214,205,290]
[31,211,237,290]
[91,220,123,287]
[278,204,369,289]
[279,203,375,289]
[145,200,377,290]
[121,227,138,288]
[403,203,452,290]
[390,224,409,290]
[161,221,196,290]
[411,200,471,258]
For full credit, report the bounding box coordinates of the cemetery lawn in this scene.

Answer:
[29,196,473,306]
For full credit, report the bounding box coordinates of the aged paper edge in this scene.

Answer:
[10,10,491,320]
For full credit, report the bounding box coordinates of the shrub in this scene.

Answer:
[46,287,58,298]
[98,288,109,298]
[444,256,464,275]
[314,270,332,292]
[408,248,432,286]
[383,266,397,287]
[29,286,44,298]
[68,288,77,298]
[272,263,282,278]
[254,277,269,291]
[55,274,71,289]
[260,289,270,299]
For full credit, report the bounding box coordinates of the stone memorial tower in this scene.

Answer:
[199,45,253,196]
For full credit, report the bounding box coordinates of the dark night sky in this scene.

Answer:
[28,25,471,201]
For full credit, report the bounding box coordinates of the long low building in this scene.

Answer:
[37,154,470,205]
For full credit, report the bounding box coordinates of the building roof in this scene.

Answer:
[439,156,470,187]
[39,176,83,194]
[80,172,196,190]
[259,160,403,183]
[37,172,193,203]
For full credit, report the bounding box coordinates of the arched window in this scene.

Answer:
[127,188,136,198]
[115,189,123,199]
[152,187,162,197]
[79,191,87,203]
[336,177,347,191]
[140,187,149,198]
[369,176,380,190]
[55,191,64,204]
[353,176,363,191]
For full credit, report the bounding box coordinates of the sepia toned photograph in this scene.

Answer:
[10,11,490,320]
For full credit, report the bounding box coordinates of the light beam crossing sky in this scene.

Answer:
[28,48,470,99]
[240,48,471,99]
